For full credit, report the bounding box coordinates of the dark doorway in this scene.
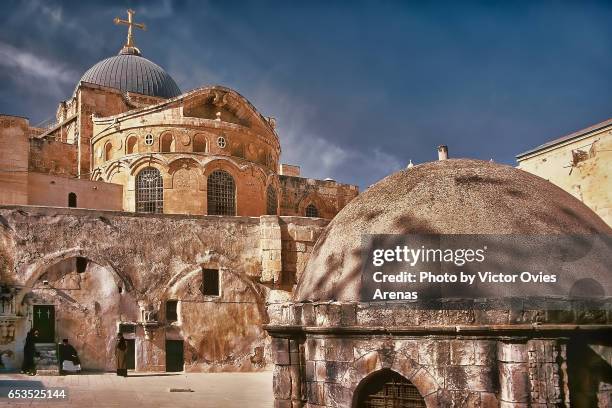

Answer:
[354,369,425,408]
[126,339,135,370]
[568,334,612,407]
[165,340,184,372]
[68,192,77,208]
[32,305,55,343]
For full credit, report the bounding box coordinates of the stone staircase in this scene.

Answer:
[35,343,59,375]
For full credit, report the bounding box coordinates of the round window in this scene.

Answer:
[217,136,227,148]
[144,134,154,146]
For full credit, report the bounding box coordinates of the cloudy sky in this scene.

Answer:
[1,0,611,188]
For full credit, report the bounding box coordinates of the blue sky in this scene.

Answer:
[1,0,611,188]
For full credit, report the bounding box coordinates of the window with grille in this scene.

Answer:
[356,369,425,408]
[136,167,164,213]
[207,170,235,215]
[305,203,319,217]
[200,268,219,296]
[166,300,178,322]
[266,186,277,215]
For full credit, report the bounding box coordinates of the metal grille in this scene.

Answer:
[136,167,164,213]
[207,170,236,215]
[305,203,319,217]
[266,186,277,215]
[357,370,425,408]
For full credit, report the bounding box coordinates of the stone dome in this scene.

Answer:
[294,159,612,302]
[78,50,181,99]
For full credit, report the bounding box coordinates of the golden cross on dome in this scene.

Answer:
[114,9,146,49]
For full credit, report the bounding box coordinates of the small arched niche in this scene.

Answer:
[126,136,138,154]
[353,369,425,408]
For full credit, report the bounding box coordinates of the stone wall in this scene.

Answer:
[27,173,123,210]
[0,206,328,373]
[266,301,612,407]
[279,176,359,219]
[28,138,78,176]
[0,116,29,205]
[517,122,612,226]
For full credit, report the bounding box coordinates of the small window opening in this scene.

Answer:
[200,268,219,296]
[305,204,319,217]
[68,192,77,208]
[76,257,88,273]
[119,323,135,334]
[166,300,178,322]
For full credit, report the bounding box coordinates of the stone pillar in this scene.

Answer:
[526,339,569,407]
[498,341,530,407]
[272,335,305,408]
[260,216,282,284]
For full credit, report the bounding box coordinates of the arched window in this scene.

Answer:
[160,133,174,153]
[136,167,164,213]
[68,192,77,208]
[266,186,278,215]
[126,136,138,154]
[355,369,425,408]
[193,134,206,153]
[305,203,319,218]
[207,170,235,215]
[104,142,113,161]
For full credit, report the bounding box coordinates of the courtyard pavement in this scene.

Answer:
[0,371,273,407]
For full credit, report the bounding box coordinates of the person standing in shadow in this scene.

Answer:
[115,333,128,377]
[59,339,81,375]
[21,329,39,376]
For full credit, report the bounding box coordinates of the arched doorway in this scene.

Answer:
[354,369,425,408]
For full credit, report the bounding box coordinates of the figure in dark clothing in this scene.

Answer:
[21,329,39,376]
[59,339,80,374]
[115,333,128,377]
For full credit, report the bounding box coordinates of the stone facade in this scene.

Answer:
[517,118,612,226]
[266,159,612,407]
[267,301,612,407]
[0,205,327,372]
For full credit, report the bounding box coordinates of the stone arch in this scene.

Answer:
[104,141,113,161]
[159,261,270,370]
[298,193,329,218]
[15,247,134,310]
[168,158,202,190]
[351,368,429,408]
[104,160,128,182]
[126,134,138,154]
[128,155,167,176]
[160,132,175,153]
[192,133,207,153]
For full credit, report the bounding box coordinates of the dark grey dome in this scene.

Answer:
[78,52,181,99]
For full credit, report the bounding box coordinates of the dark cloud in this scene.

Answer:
[1,0,611,189]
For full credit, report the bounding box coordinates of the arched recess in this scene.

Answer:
[352,368,427,408]
[193,133,207,153]
[126,135,138,154]
[104,142,113,161]
[159,261,270,370]
[298,193,329,218]
[18,250,138,371]
[160,132,175,153]
[16,247,134,310]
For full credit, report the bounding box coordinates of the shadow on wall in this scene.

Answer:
[568,334,612,407]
